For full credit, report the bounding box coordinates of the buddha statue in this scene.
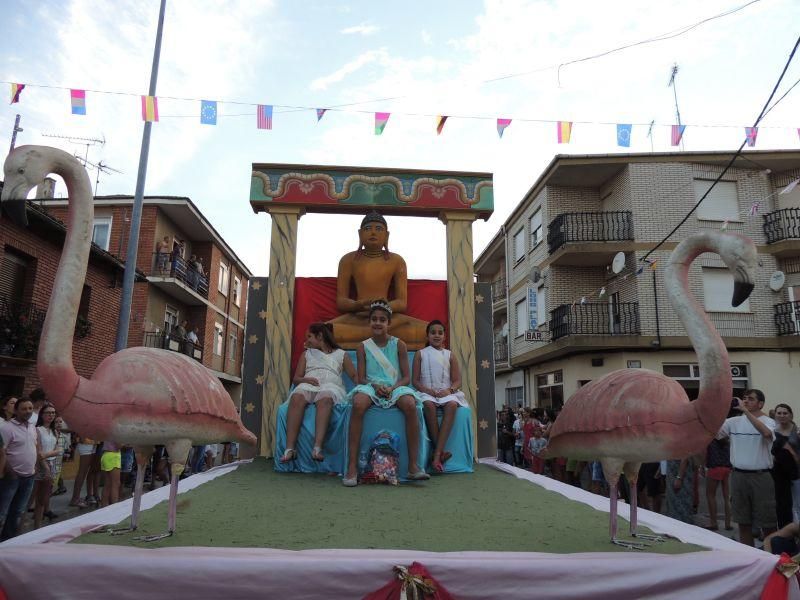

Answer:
[328,211,428,349]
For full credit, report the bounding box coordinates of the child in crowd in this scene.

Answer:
[344,300,428,486]
[527,427,547,475]
[412,319,468,473]
[100,440,121,507]
[281,322,356,463]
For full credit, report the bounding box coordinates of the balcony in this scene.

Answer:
[775,301,800,336]
[545,211,633,267]
[491,276,507,306]
[764,209,800,257]
[144,331,203,362]
[0,297,47,360]
[148,253,210,306]
[549,302,640,341]
[707,312,755,338]
[494,340,508,363]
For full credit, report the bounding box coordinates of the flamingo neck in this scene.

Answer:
[665,232,732,435]
[37,153,93,412]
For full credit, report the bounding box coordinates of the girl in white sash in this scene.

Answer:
[281,322,356,463]
[343,300,429,486]
[413,320,468,472]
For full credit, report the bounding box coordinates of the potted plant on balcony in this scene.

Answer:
[75,314,92,339]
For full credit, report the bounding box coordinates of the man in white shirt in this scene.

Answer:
[717,389,776,547]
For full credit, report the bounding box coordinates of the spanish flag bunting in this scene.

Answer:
[141,95,159,122]
[10,83,24,104]
[316,108,327,122]
[557,121,572,143]
[497,118,512,138]
[375,112,390,135]
[436,115,448,135]
[650,260,658,270]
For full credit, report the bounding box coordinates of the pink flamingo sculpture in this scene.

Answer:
[1,146,257,541]
[546,230,756,549]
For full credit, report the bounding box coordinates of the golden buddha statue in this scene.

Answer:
[328,211,428,349]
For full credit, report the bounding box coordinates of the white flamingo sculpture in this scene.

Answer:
[546,230,756,549]
[1,146,256,541]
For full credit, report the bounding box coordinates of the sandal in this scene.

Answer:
[342,475,358,487]
[432,459,445,473]
[279,448,297,464]
[407,470,431,481]
[69,499,87,509]
[311,447,325,462]
[441,451,452,464]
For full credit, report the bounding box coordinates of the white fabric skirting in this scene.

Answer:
[0,459,796,600]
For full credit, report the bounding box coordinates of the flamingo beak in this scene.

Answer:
[732,281,754,307]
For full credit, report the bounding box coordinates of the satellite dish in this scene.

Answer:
[529,266,541,283]
[611,252,626,274]
[501,323,509,338]
[769,271,786,292]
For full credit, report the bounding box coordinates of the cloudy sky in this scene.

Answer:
[1,0,798,278]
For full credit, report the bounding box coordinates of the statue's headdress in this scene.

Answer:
[360,210,387,229]
[369,299,393,316]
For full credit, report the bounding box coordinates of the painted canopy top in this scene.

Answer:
[250,164,493,220]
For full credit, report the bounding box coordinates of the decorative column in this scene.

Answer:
[440,211,478,457]
[261,206,303,456]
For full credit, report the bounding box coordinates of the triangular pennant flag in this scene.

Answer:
[557,121,572,143]
[497,118,512,138]
[201,100,217,125]
[650,260,658,270]
[671,125,686,146]
[749,200,761,216]
[780,179,800,195]
[375,112,390,135]
[436,115,448,135]
[257,104,273,130]
[635,265,644,276]
[745,127,758,147]
[10,83,24,104]
[316,108,327,122]
[70,89,86,115]
[140,95,159,122]
[616,123,632,147]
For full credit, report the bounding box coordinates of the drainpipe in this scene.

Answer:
[502,224,513,368]
[652,266,662,348]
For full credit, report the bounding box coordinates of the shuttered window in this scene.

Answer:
[0,250,28,301]
[694,180,739,221]
[702,267,750,312]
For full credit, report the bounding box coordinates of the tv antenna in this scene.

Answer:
[83,158,123,196]
[668,63,684,150]
[41,132,106,166]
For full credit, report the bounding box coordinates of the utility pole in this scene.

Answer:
[9,114,23,153]
[668,63,684,151]
[115,0,167,351]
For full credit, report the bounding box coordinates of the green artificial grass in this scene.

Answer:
[74,459,704,553]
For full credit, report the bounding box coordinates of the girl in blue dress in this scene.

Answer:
[343,300,429,487]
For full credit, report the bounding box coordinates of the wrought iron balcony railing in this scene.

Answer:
[144,331,203,361]
[492,277,507,303]
[775,301,800,336]
[547,211,634,254]
[0,296,47,359]
[764,208,800,244]
[549,302,641,341]
[494,341,508,363]
[151,253,209,298]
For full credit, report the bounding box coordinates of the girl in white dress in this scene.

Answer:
[412,320,468,472]
[281,322,356,463]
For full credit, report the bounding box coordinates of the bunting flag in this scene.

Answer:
[316,108,327,122]
[140,95,159,122]
[497,118,512,138]
[70,89,86,115]
[200,100,217,125]
[650,260,658,270]
[671,124,686,146]
[745,126,758,147]
[616,123,632,147]
[635,265,644,275]
[781,178,800,195]
[557,121,572,143]
[749,200,760,216]
[436,115,448,135]
[9,83,24,104]
[257,104,273,130]
[375,112,390,135]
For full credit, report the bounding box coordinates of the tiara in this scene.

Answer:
[369,299,392,315]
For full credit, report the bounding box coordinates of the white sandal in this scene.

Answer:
[279,448,296,464]
[311,447,324,462]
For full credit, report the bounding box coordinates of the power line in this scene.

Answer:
[641,33,800,263]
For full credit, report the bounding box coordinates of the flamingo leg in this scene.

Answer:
[135,439,191,542]
[92,446,152,536]
[602,461,646,550]
[626,465,665,543]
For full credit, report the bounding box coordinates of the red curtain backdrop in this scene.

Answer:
[291,277,448,374]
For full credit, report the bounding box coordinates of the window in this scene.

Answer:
[515,299,527,337]
[536,286,546,328]
[530,210,542,248]
[0,249,29,301]
[214,323,224,355]
[77,285,91,319]
[694,180,739,221]
[92,217,112,251]
[233,277,241,306]
[218,262,230,295]
[512,228,525,263]
[609,292,621,334]
[663,363,749,400]
[164,305,179,333]
[229,330,237,361]
[506,386,524,407]
[702,267,750,312]
[536,371,564,410]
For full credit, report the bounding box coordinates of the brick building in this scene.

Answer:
[475,150,800,413]
[39,195,252,405]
